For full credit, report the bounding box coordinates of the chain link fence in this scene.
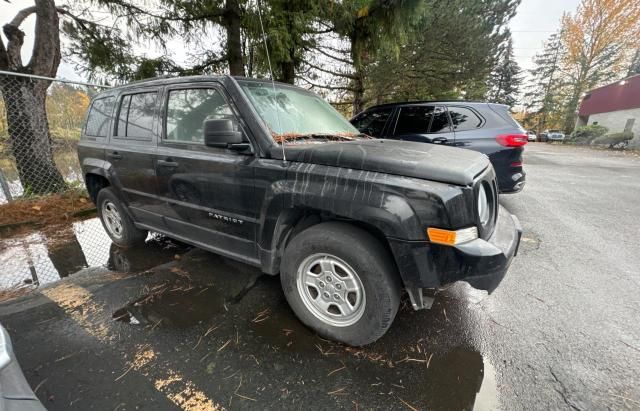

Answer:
[0,71,105,200]
[0,71,176,298]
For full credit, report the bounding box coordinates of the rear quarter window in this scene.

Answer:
[448,106,483,131]
[85,96,115,137]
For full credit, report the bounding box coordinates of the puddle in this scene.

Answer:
[474,359,500,411]
[114,271,262,329]
[0,217,191,292]
[113,285,224,328]
[249,302,319,353]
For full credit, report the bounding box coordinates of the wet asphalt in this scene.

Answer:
[1,143,639,410]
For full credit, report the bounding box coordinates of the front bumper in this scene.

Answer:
[450,207,522,292]
[388,205,522,305]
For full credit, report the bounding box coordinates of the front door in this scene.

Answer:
[388,105,456,145]
[154,83,259,263]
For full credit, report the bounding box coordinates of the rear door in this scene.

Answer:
[388,105,456,145]
[446,105,491,152]
[153,82,259,263]
[108,88,163,228]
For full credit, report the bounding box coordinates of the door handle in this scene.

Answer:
[431,137,448,144]
[157,159,179,168]
[107,151,123,160]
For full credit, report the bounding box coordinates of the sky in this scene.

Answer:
[1,0,582,84]
[509,0,581,73]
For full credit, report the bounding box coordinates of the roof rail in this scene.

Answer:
[365,99,489,110]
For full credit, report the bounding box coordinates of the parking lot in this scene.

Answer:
[1,142,639,410]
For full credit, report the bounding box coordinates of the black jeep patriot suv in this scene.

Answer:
[78,76,522,346]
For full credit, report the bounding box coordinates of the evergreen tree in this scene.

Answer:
[311,0,424,114]
[487,37,522,107]
[522,32,567,131]
[357,0,519,105]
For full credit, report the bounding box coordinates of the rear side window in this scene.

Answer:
[116,92,157,138]
[394,106,434,135]
[85,96,115,137]
[429,107,451,133]
[351,108,392,137]
[448,107,482,131]
[165,88,233,143]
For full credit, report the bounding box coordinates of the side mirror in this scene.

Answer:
[203,118,249,150]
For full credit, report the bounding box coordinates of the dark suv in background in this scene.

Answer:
[350,102,528,193]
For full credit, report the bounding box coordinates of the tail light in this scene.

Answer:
[496,134,528,147]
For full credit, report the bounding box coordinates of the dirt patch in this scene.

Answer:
[0,286,31,303]
[0,189,96,238]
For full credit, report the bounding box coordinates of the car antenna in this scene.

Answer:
[256,0,286,163]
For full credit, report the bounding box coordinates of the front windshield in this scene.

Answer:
[238,80,362,143]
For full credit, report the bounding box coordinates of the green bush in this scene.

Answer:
[592,131,634,147]
[568,125,608,145]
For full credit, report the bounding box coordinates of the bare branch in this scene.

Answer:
[302,60,356,79]
[306,45,353,65]
[298,76,356,92]
[28,0,60,76]
[8,6,37,27]
[2,6,38,69]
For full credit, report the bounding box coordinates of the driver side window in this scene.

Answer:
[165,88,233,143]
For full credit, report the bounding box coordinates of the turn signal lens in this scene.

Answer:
[496,134,528,147]
[427,227,478,246]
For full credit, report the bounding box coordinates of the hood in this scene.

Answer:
[271,139,490,186]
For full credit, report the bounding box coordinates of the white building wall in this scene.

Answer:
[587,107,640,137]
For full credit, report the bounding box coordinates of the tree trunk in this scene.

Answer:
[351,73,365,116]
[563,70,587,134]
[279,59,295,84]
[224,0,245,76]
[350,26,366,116]
[0,76,65,195]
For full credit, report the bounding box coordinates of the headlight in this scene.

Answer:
[477,183,490,226]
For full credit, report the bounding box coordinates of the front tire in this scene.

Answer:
[97,187,147,247]
[281,222,401,346]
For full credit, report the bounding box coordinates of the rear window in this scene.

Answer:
[394,106,433,135]
[429,107,450,133]
[85,96,115,137]
[116,92,157,138]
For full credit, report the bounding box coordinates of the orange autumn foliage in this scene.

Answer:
[562,0,640,73]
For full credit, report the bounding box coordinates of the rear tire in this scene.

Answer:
[281,222,401,346]
[97,187,147,247]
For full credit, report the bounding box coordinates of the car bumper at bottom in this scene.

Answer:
[388,206,522,308]
[1,325,46,411]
